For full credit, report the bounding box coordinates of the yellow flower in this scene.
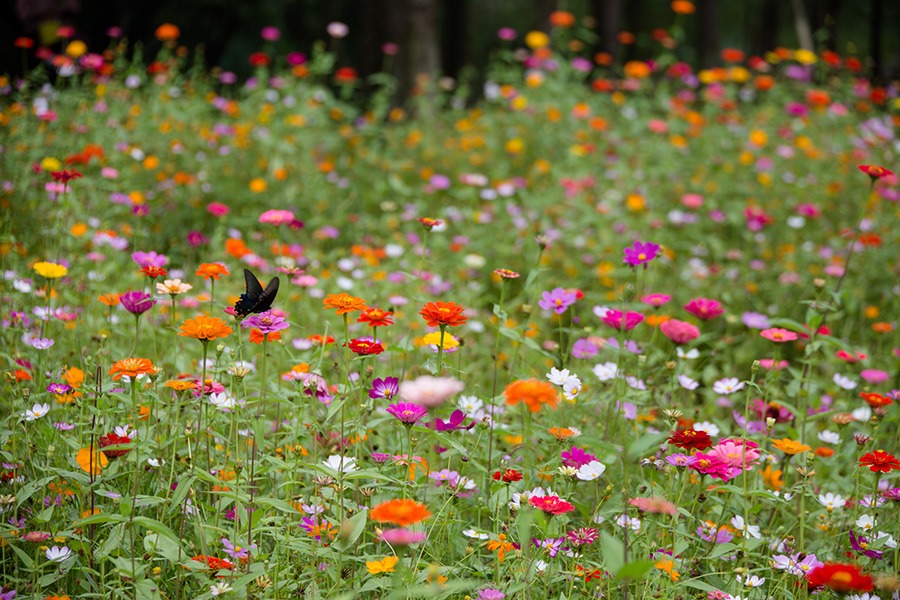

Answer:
[41,157,62,171]
[366,555,399,574]
[794,49,817,65]
[524,31,549,50]
[33,261,68,279]
[420,331,459,350]
[65,40,87,58]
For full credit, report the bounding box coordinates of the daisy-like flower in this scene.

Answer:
[833,373,858,390]
[592,362,618,381]
[684,297,724,320]
[156,278,192,295]
[575,461,606,481]
[538,288,578,315]
[385,402,428,424]
[210,582,233,596]
[623,240,660,267]
[760,328,799,342]
[398,376,464,408]
[209,393,237,410]
[45,545,72,562]
[737,574,766,587]
[730,515,760,539]
[369,377,399,400]
[859,450,900,473]
[22,403,50,421]
[712,377,744,395]
[546,367,572,386]
[817,430,840,444]
[678,374,699,390]
[322,455,358,473]
[817,492,846,511]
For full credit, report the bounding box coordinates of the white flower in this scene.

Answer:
[737,574,766,587]
[625,376,646,391]
[873,531,896,549]
[856,515,876,531]
[210,582,233,596]
[45,546,72,562]
[13,279,32,293]
[592,306,611,319]
[209,392,237,410]
[592,362,618,382]
[533,559,549,573]
[676,347,699,360]
[730,515,760,539]
[848,594,882,600]
[615,514,641,531]
[562,378,582,401]
[546,367,571,386]
[817,430,840,444]
[817,492,846,511]
[851,406,872,422]
[713,377,745,395]
[147,458,165,468]
[576,461,607,481]
[677,374,699,390]
[457,395,483,414]
[462,528,490,540]
[23,403,50,421]
[322,455,357,473]
[693,421,720,437]
[833,373,858,390]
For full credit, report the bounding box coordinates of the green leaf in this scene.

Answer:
[615,559,654,580]
[708,542,738,560]
[254,496,301,514]
[132,516,183,548]
[600,532,624,575]
[332,507,368,551]
[15,475,56,507]
[626,432,669,461]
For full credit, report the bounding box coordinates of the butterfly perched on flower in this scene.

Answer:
[234,268,279,318]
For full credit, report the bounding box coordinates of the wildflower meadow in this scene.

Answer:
[1,8,899,600]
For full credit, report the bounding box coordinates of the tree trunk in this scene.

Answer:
[822,0,841,51]
[442,0,467,80]
[593,0,622,58]
[404,0,441,110]
[756,0,780,55]
[697,0,720,68]
[790,0,814,51]
[869,0,883,83]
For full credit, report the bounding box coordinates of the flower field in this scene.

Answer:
[1,14,899,600]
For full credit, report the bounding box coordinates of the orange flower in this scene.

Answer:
[760,464,784,491]
[369,499,431,526]
[771,438,811,455]
[195,263,230,280]
[357,307,394,327]
[859,392,892,408]
[62,366,84,389]
[76,446,109,475]
[549,11,576,27]
[671,0,695,14]
[248,329,282,344]
[165,380,197,391]
[815,447,835,458]
[485,533,516,562]
[224,238,251,259]
[505,379,559,413]
[419,301,468,327]
[155,23,180,42]
[323,293,367,315]
[109,358,156,381]
[179,315,233,342]
[98,293,120,307]
[548,426,579,440]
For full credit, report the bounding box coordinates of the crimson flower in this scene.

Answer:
[857,164,893,180]
[492,469,523,483]
[99,432,132,458]
[50,169,82,184]
[667,429,712,451]
[858,450,900,473]
[806,563,874,593]
[345,338,384,356]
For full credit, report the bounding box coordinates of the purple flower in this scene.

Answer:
[696,522,733,544]
[429,409,474,431]
[385,402,427,425]
[119,290,155,315]
[849,529,883,560]
[538,288,578,314]
[28,337,54,350]
[741,312,771,329]
[533,537,567,557]
[429,469,460,486]
[369,377,399,400]
[566,527,599,546]
[571,338,599,358]
[370,452,392,463]
[53,422,74,431]
[131,251,167,268]
[477,589,505,600]
[665,453,696,468]
[623,240,660,267]
[241,310,289,333]
[0,588,16,600]
[560,446,596,468]
[221,537,253,560]
[46,383,71,395]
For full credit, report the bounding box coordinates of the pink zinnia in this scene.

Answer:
[684,298,724,320]
[641,293,671,307]
[258,209,296,226]
[601,309,644,331]
[689,453,733,481]
[760,328,798,343]
[629,496,677,515]
[660,319,700,344]
[207,202,230,217]
[713,438,760,470]
[529,495,575,515]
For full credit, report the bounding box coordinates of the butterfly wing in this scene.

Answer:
[251,277,280,313]
[234,269,264,317]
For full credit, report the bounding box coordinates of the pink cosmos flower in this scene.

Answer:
[207,202,230,217]
[684,298,724,320]
[760,328,798,342]
[623,240,661,267]
[660,319,700,344]
[641,293,671,307]
[397,376,464,408]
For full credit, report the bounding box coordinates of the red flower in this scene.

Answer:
[50,169,82,184]
[858,450,900,473]
[419,301,468,327]
[492,469,523,483]
[344,338,384,356]
[529,495,575,515]
[99,433,132,459]
[248,52,270,67]
[141,265,168,279]
[806,563,873,593]
[417,217,442,230]
[859,392,892,408]
[357,308,394,328]
[334,67,358,84]
[191,555,235,571]
[667,429,712,451]
[857,165,893,179]
[14,37,34,49]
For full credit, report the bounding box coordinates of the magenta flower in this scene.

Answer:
[258,209,295,226]
[241,310,290,333]
[849,530,884,560]
[623,240,660,267]
[560,446,597,468]
[131,251,167,268]
[379,528,426,545]
[429,409,474,431]
[369,377,399,400]
[601,309,645,331]
[538,288,578,314]
[385,402,427,425]
[684,298,724,320]
[119,290,155,315]
[641,293,671,307]
[688,453,733,481]
[659,319,700,344]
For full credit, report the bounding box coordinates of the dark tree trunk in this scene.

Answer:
[756,0,780,54]
[441,0,467,80]
[822,0,840,51]
[790,0,814,51]
[622,0,641,62]
[593,0,622,58]
[870,0,883,83]
[534,0,557,32]
[697,0,720,68]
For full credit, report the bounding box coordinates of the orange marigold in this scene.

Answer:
[109,357,156,381]
[195,262,230,280]
[505,379,559,413]
[419,301,468,327]
[323,293,367,315]
[179,315,233,342]
[771,438,811,455]
[368,499,431,526]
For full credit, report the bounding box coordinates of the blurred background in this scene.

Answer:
[3,0,899,97]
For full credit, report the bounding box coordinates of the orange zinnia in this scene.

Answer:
[76,446,109,475]
[195,263,230,280]
[771,438,811,455]
[671,0,695,14]
[419,301,468,327]
[859,392,892,408]
[165,380,197,391]
[505,379,559,413]
[179,315,233,342]
[98,292,120,307]
[155,23,180,42]
[109,358,156,381]
[369,499,431,526]
[323,293,367,315]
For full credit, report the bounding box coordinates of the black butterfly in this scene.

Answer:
[234,268,280,318]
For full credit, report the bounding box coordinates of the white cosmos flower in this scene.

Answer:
[23,403,50,421]
[817,492,846,511]
[615,514,641,531]
[562,378,582,401]
[592,362,618,381]
[677,347,699,360]
[855,515,876,531]
[546,367,572,386]
[462,528,490,540]
[576,461,606,481]
[730,515,760,539]
[693,421,720,436]
[45,546,72,562]
[833,373,858,390]
[209,392,237,410]
[457,395,483,413]
[851,406,872,422]
[817,430,840,444]
[677,374,699,390]
[322,455,357,473]
[713,377,745,395]
[210,582,233,596]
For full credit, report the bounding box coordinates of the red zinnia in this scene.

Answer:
[141,265,168,279]
[859,392,892,408]
[529,495,575,515]
[492,469,523,483]
[50,169,82,184]
[667,429,712,451]
[858,450,900,473]
[344,339,384,356]
[99,433,132,459]
[357,307,394,328]
[191,555,235,571]
[857,165,893,180]
[806,563,873,593]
